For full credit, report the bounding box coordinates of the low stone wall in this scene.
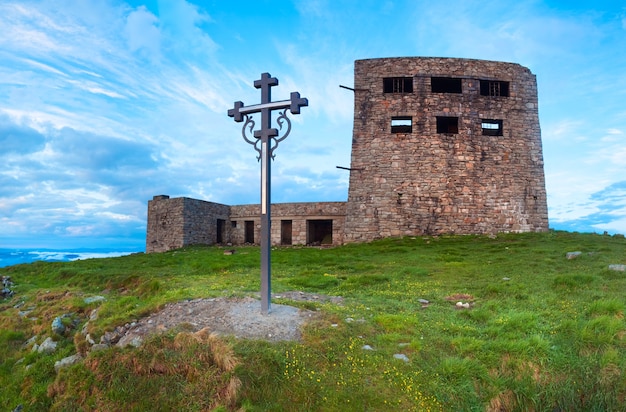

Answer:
[230,202,347,246]
[147,196,347,252]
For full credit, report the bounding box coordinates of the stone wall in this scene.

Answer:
[230,202,346,246]
[344,57,549,242]
[146,196,347,252]
[146,196,230,253]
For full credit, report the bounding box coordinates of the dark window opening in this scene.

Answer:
[431,77,462,93]
[244,220,254,244]
[480,80,509,97]
[307,220,333,245]
[231,221,237,228]
[216,219,225,243]
[281,220,292,245]
[481,119,503,136]
[391,116,412,133]
[436,116,459,134]
[383,77,413,93]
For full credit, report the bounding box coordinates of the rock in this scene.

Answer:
[502,277,511,281]
[608,264,626,272]
[362,344,374,351]
[54,354,82,372]
[51,317,65,335]
[117,335,143,348]
[84,295,106,304]
[38,337,57,354]
[89,309,99,321]
[23,335,38,349]
[418,298,430,304]
[566,251,582,260]
[345,317,354,323]
[2,276,15,299]
[101,330,122,345]
[393,353,409,362]
[12,405,23,412]
[18,309,33,317]
[90,343,110,352]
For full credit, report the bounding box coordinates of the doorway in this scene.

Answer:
[307,220,333,245]
[216,219,225,243]
[244,221,255,244]
[281,220,292,245]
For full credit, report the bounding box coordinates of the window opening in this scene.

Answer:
[436,116,459,134]
[244,220,255,244]
[307,220,333,245]
[391,116,412,133]
[383,77,413,93]
[480,80,509,97]
[281,220,292,245]
[431,77,462,93]
[481,119,503,136]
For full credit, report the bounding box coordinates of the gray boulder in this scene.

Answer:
[51,317,65,335]
[54,354,82,373]
[566,251,582,259]
[37,337,57,354]
[393,353,409,362]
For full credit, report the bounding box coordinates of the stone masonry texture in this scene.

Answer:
[147,196,231,253]
[146,57,549,253]
[343,57,548,242]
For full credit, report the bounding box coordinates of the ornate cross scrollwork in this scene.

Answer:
[240,115,259,158]
[240,109,293,160]
[228,73,307,160]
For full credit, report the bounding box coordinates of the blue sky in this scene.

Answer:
[1,0,625,250]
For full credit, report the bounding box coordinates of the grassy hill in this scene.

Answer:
[1,231,626,411]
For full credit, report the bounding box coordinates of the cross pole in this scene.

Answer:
[228,73,308,314]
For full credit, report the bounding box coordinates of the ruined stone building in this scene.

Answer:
[146,57,549,253]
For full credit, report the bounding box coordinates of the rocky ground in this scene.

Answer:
[106,292,344,348]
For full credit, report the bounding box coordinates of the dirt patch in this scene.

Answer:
[114,292,342,347]
[444,293,475,302]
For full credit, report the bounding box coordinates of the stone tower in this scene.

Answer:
[343,57,549,242]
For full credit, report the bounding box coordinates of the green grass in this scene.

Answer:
[2,231,626,410]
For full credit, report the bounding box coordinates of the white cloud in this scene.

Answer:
[96,211,139,222]
[65,225,98,237]
[157,0,217,55]
[125,6,161,58]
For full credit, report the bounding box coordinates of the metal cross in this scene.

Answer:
[228,73,308,314]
